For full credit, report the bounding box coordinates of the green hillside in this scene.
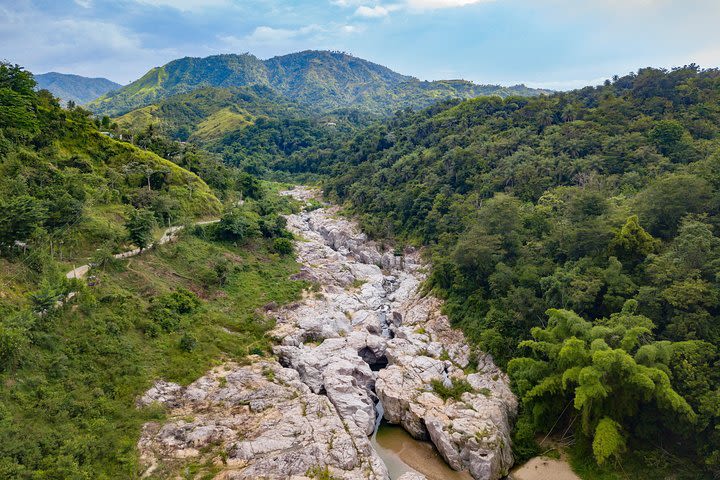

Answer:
[0,62,311,477]
[88,50,550,116]
[0,64,222,265]
[111,84,379,180]
[312,65,720,478]
[114,85,310,143]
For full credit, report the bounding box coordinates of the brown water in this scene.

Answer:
[371,422,474,480]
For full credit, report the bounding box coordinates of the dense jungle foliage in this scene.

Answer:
[5,55,720,478]
[311,65,720,475]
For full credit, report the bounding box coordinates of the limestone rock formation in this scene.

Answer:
[137,361,387,479]
[136,187,517,479]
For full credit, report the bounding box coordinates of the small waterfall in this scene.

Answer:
[373,398,385,436]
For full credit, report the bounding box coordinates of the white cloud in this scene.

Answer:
[132,0,231,12]
[354,5,390,17]
[341,24,366,34]
[0,3,198,83]
[336,0,492,17]
[405,0,494,9]
[331,0,369,6]
[74,0,93,8]
[242,24,322,43]
[218,23,336,54]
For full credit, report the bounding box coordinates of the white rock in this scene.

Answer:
[397,473,427,480]
[137,187,517,480]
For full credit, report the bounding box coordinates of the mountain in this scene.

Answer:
[113,84,383,179]
[88,50,550,116]
[34,72,121,104]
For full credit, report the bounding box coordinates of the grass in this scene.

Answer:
[430,377,474,401]
[192,107,253,142]
[0,230,305,478]
[306,465,338,480]
[349,279,366,289]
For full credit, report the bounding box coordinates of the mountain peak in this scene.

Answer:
[88,51,548,116]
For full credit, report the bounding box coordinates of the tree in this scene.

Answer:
[123,161,170,191]
[0,63,36,95]
[273,237,294,255]
[0,63,39,136]
[126,208,155,250]
[0,312,31,371]
[28,281,63,314]
[217,207,260,242]
[650,119,689,161]
[507,304,696,466]
[179,332,197,352]
[636,174,712,238]
[0,195,47,251]
[609,215,659,266]
[452,227,504,285]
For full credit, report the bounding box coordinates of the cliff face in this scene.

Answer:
[136,187,516,479]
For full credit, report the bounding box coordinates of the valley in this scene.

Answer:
[2,42,720,480]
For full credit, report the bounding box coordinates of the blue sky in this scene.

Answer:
[1,0,719,89]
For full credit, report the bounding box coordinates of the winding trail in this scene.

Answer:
[65,219,220,280]
[134,187,517,480]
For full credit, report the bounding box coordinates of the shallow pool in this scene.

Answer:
[371,421,474,480]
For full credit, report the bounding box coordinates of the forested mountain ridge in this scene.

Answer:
[308,65,720,477]
[6,50,720,478]
[34,72,121,104]
[88,50,550,116]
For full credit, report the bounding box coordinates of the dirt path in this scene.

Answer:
[65,219,219,280]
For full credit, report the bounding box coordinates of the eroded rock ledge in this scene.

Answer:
[136,187,517,479]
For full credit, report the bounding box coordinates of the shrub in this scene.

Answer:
[217,207,260,241]
[430,377,474,401]
[179,332,197,352]
[148,288,200,332]
[273,237,294,255]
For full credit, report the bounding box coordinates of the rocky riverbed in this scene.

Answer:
[136,187,517,479]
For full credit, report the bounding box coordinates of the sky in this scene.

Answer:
[1,0,720,90]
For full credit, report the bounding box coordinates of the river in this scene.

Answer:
[135,187,518,479]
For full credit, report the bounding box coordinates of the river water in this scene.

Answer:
[371,420,473,480]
